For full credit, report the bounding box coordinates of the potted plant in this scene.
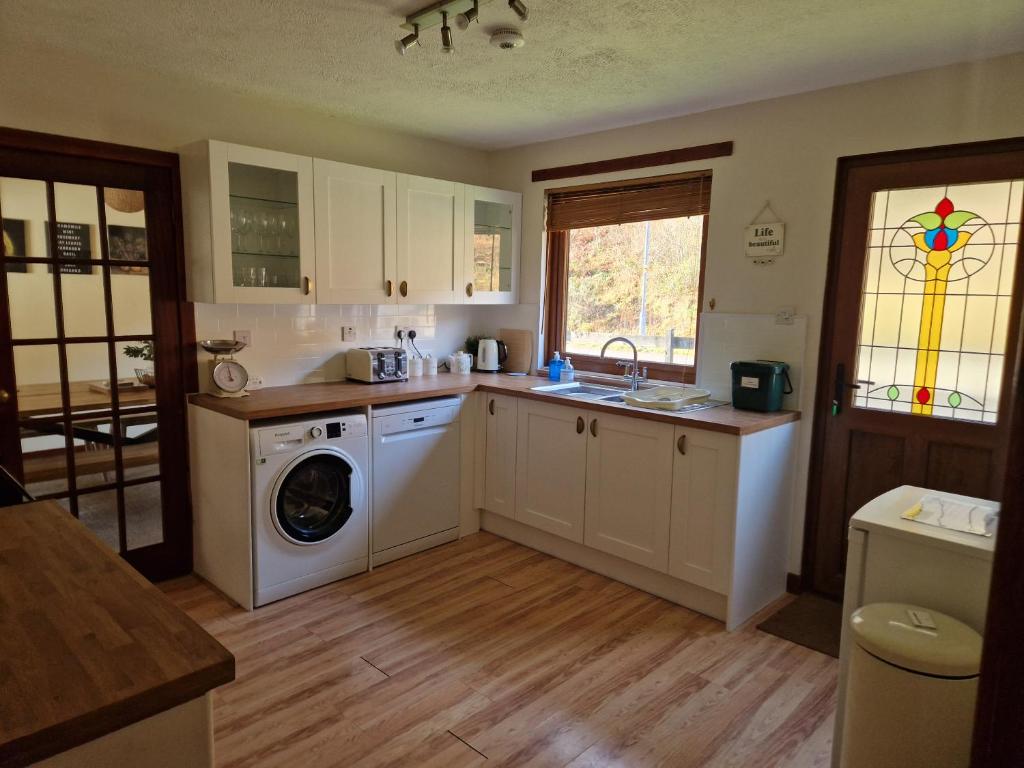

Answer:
[123,341,156,388]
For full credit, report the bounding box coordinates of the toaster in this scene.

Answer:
[346,347,408,383]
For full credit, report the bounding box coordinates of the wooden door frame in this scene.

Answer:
[0,126,198,579]
[802,135,1024,591]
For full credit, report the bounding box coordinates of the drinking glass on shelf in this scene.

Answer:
[258,211,273,253]
[235,208,253,253]
[256,267,267,287]
[277,213,290,254]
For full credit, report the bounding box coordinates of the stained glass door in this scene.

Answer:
[808,140,1024,598]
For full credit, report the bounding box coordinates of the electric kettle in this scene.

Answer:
[477,339,508,372]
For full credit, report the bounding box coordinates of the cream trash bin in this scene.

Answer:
[839,603,982,768]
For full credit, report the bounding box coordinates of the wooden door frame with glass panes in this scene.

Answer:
[804,138,1024,598]
[0,127,197,581]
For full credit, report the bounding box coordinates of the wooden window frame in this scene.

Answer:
[543,183,709,385]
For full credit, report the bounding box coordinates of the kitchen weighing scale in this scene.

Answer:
[200,339,250,398]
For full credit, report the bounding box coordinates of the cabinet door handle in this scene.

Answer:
[489,398,495,415]
[589,418,598,437]
[385,279,394,297]
[466,282,474,297]
[0,388,10,404]
[677,434,686,455]
[576,416,584,434]
[303,276,314,296]
[399,280,408,298]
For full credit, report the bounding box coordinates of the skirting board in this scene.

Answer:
[481,511,728,625]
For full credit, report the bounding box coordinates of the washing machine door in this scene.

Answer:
[272,448,358,545]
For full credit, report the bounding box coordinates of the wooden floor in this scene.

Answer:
[162,532,838,768]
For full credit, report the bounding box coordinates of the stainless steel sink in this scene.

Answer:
[530,382,625,399]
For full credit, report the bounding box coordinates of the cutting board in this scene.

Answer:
[500,328,533,374]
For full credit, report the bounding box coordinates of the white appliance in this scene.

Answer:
[250,414,369,606]
[477,339,507,372]
[832,485,996,767]
[371,397,461,565]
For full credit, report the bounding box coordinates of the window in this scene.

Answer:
[544,171,710,382]
[853,180,1021,423]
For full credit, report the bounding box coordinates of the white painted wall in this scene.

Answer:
[487,52,1024,574]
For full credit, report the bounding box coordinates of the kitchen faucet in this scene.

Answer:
[600,336,648,391]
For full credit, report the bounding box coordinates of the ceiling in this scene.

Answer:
[4,0,1024,149]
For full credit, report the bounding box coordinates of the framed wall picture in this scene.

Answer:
[3,218,28,273]
[46,221,94,275]
[107,225,148,275]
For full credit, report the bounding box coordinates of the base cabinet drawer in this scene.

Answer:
[514,399,588,542]
[668,426,737,593]
[583,412,673,572]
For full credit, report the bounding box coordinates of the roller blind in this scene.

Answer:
[545,171,711,231]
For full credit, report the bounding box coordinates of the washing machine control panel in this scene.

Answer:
[309,426,323,439]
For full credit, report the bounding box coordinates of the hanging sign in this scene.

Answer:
[745,201,785,264]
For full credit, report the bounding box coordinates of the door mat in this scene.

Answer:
[758,593,843,658]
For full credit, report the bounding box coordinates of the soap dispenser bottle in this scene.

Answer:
[559,356,575,383]
[548,351,564,382]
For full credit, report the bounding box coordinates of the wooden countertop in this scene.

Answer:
[189,373,799,436]
[0,501,234,768]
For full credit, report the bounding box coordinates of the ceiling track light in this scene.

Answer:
[396,0,530,55]
[395,23,421,55]
[455,0,479,31]
[440,11,454,53]
[508,0,529,22]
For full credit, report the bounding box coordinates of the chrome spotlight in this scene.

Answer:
[508,0,529,22]
[440,11,454,53]
[455,0,479,30]
[395,24,420,55]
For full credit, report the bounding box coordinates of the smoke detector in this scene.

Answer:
[490,27,525,50]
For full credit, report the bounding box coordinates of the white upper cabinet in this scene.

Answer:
[313,160,397,305]
[484,393,518,520]
[668,427,738,593]
[181,141,315,304]
[396,174,464,305]
[515,398,588,542]
[463,186,521,304]
[583,412,674,572]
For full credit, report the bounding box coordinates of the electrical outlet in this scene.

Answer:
[342,326,357,342]
[233,329,252,346]
[775,307,796,325]
[394,325,412,343]
[247,375,264,389]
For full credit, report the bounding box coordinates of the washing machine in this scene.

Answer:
[250,413,369,607]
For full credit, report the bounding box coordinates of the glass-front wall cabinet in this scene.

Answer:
[181,141,315,304]
[464,185,520,304]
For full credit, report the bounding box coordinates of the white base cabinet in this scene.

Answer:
[479,395,797,629]
[483,393,518,520]
[584,412,674,571]
[514,399,588,542]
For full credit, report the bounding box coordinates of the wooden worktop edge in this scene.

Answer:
[0,660,235,768]
[188,377,799,436]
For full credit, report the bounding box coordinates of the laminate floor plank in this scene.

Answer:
[163,532,837,768]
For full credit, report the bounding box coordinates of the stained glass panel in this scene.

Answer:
[853,179,1022,423]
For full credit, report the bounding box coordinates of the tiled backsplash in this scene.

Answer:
[193,303,484,389]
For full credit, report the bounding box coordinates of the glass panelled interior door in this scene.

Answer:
[0,148,193,580]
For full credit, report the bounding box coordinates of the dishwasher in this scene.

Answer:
[371,397,461,565]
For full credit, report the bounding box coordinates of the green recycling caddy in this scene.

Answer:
[730,360,792,412]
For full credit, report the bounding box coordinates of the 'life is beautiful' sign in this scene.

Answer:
[744,221,785,263]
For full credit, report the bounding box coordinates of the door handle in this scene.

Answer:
[589,418,598,437]
[466,282,474,298]
[489,398,495,415]
[677,434,686,455]
[0,389,9,404]
[386,279,394,297]
[303,276,314,296]
[576,416,584,434]
[399,280,408,298]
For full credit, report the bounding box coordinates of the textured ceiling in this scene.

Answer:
[3,0,1023,148]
